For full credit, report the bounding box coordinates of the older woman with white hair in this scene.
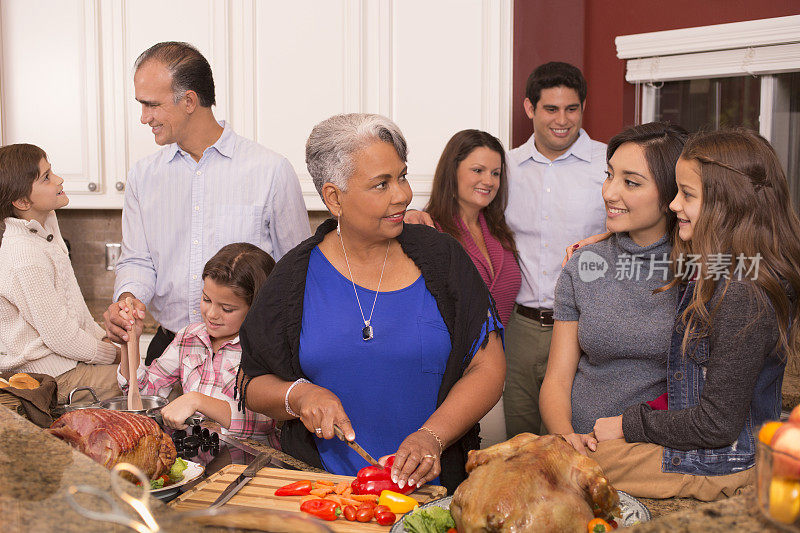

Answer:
[237,113,505,492]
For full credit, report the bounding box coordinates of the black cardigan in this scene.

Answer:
[237,218,500,492]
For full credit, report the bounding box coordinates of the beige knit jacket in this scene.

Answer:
[0,212,117,376]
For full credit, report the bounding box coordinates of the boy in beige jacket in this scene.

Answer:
[0,144,120,403]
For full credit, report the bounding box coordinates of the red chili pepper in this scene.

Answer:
[274,480,313,496]
[350,456,414,495]
[300,499,342,521]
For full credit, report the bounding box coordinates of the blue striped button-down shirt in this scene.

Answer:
[505,129,608,309]
[114,121,311,332]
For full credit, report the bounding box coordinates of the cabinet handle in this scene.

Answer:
[115,181,125,191]
[87,182,98,192]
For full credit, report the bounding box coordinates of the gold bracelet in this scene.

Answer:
[418,425,444,454]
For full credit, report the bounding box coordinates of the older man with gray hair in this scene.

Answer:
[104,41,309,364]
[237,113,505,493]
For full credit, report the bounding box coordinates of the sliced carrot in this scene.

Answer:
[326,495,344,506]
[310,487,335,497]
[341,497,362,508]
[315,479,335,486]
[350,494,379,502]
[300,495,322,504]
[342,487,353,497]
[334,481,349,494]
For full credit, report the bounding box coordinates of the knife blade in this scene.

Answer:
[209,450,274,509]
[333,424,380,466]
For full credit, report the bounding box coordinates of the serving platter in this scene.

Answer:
[390,490,651,532]
[150,460,204,498]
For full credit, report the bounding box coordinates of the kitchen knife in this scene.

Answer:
[333,424,380,466]
[209,450,274,509]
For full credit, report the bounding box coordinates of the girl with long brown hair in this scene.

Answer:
[590,128,800,501]
[425,129,521,325]
[118,242,279,442]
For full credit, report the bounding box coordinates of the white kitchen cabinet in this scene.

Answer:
[0,0,103,200]
[0,0,512,210]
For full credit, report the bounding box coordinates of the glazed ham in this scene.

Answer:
[450,433,620,533]
[48,409,176,480]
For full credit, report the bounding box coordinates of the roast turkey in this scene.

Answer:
[450,433,620,532]
[48,409,176,480]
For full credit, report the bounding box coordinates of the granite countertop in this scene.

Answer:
[0,406,162,532]
[1,405,793,532]
[632,487,785,531]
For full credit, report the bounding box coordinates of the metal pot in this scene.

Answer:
[51,386,168,422]
[51,386,101,418]
[96,394,169,416]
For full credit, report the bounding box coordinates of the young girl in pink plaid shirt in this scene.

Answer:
[118,243,279,444]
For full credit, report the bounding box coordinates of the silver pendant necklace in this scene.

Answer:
[338,227,390,341]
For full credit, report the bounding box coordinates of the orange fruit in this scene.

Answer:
[760,421,784,445]
[769,478,800,524]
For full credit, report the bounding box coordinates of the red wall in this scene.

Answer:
[512,1,800,147]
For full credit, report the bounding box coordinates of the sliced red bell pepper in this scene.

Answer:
[350,456,414,495]
[274,480,313,496]
[300,498,342,521]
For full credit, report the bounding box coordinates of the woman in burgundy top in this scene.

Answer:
[425,130,521,325]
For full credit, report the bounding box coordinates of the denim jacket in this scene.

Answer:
[662,282,785,476]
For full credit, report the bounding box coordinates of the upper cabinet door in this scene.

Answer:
[0,0,103,196]
[0,0,511,210]
[233,0,512,210]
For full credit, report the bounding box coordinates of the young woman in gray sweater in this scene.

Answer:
[541,122,687,451]
[587,129,800,500]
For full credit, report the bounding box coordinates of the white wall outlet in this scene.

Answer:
[105,243,121,271]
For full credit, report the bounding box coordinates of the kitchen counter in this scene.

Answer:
[1,404,792,532]
[0,406,160,532]
[632,487,784,531]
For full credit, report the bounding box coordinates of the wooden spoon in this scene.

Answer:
[125,297,144,411]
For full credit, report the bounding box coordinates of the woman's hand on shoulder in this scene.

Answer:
[291,383,355,441]
[560,432,598,455]
[561,231,613,267]
[592,415,624,442]
[389,429,442,490]
[403,209,435,228]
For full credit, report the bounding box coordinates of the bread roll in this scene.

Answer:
[8,373,40,389]
[0,377,10,388]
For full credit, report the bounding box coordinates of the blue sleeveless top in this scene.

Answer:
[299,247,495,477]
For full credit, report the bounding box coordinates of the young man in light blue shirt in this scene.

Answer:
[503,62,607,438]
[104,42,310,363]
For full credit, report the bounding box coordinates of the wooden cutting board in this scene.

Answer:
[170,465,448,532]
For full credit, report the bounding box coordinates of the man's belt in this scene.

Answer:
[515,305,554,327]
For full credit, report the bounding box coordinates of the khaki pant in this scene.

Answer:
[589,439,754,501]
[56,362,122,404]
[503,306,552,438]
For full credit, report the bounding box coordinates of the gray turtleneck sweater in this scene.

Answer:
[553,233,677,434]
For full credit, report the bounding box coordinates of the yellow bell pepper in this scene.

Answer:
[378,490,419,514]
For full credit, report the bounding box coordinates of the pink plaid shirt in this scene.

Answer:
[117,322,279,445]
